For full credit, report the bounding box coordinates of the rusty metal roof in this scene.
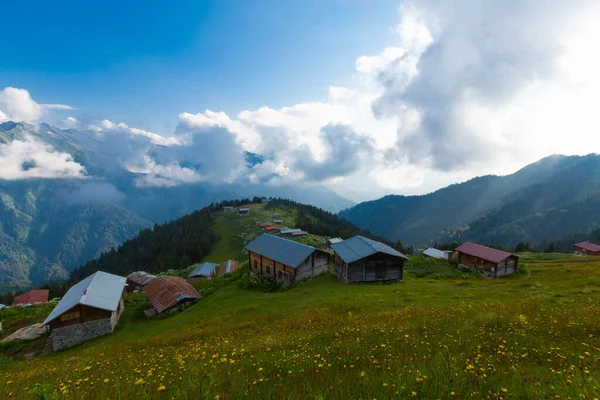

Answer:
[13,289,49,307]
[575,241,600,252]
[456,242,516,263]
[245,234,319,268]
[143,276,200,314]
[126,271,157,287]
[219,260,239,275]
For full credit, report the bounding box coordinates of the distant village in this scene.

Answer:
[2,204,600,353]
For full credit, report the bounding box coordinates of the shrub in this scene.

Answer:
[239,273,289,293]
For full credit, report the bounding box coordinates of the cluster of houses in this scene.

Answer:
[4,201,600,353]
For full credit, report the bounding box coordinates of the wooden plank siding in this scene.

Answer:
[334,253,404,283]
[248,250,328,285]
[458,252,518,277]
[48,304,113,330]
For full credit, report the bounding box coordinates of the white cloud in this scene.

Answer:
[0,87,74,122]
[0,136,86,180]
[5,1,600,201]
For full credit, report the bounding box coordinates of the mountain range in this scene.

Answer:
[340,153,600,248]
[0,121,353,292]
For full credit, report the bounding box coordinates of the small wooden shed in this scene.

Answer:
[456,242,518,277]
[332,236,408,283]
[12,289,49,308]
[574,241,600,256]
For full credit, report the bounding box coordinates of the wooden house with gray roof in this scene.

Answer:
[245,234,329,284]
[332,236,408,283]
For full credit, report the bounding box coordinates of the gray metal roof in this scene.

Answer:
[43,271,126,325]
[423,247,447,259]
[189,262,218,278]
[0,304,6,309]
[245,234,318,268]
[280,228,302,235]
[328,237,343,244]
[332,236,408,264]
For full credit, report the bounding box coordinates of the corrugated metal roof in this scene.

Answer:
[188,262,218,278]
[328,237,343,244]
[0,304,7,309]
[272,213,280,217]
[126,271,157,287]
[456,242,515,263]
[265,226,277,231]
[13,289,49,306]
[238,207,250,211]
[280,228,302,235]
[259,223,273,228]
[43,272,126,325]
[143,276,200,314]
[575,241,600,252]
[291,231,308,236]
[245,234,318,268]
[273,219,283,224]
[219,260,239,275]
[423,247,447,259]
[332,236,409,264]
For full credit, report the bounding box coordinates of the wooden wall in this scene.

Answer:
[249,251,296,283]
[458,252,518,277]
[575,246,600,256]
[49,304,112,330]
[335,253,404,283]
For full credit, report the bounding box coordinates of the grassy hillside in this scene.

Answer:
[2,254,600,399]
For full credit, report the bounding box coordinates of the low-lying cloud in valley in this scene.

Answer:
[1,0,600,201]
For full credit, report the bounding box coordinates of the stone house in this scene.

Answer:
[42,271,126,352]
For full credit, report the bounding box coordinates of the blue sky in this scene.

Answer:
[1,0,397,132]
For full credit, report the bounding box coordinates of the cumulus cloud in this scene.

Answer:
[0,87,74,122]
[0,137,86,180]
[374,0,600,172]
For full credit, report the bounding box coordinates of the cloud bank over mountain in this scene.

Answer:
[2,1,600,201]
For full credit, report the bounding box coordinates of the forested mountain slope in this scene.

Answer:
[340,154,600,247]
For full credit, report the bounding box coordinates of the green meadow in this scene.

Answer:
[1,251,599,399]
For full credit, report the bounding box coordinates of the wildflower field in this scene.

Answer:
[2,255,600,399]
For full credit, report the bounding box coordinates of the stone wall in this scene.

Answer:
[50,317,114,352]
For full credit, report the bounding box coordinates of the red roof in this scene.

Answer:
[456,242,515,263]
[143,276,200,314]
[259,223,272,228]
[12,289,49,307]
[575,241,600,252]
[265,226,277,231]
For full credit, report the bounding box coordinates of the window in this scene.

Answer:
[266,266,271,275]
[60,311,80,322]
[253,260,258,271]
[277,270,282,280]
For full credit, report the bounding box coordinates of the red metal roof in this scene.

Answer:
[265,226,277,231]
[575,241,600,252]
[456,242,515,264]
[259,223,272,228]
[143,276,200,314]
[13,289,49,307]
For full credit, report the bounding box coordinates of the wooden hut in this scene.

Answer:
[218,260,239,276]
[456,242,518,277]
[12,289,49,308]
[42,271,126,352]
[238,207,250,215]
[245,234,329,284]
[143,276,200,315]
[125,271,157,292]
[574,241,600,256]
[188,262,218,282]
[332,236,408,283]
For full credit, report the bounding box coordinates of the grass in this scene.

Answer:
[1,254,599,399]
